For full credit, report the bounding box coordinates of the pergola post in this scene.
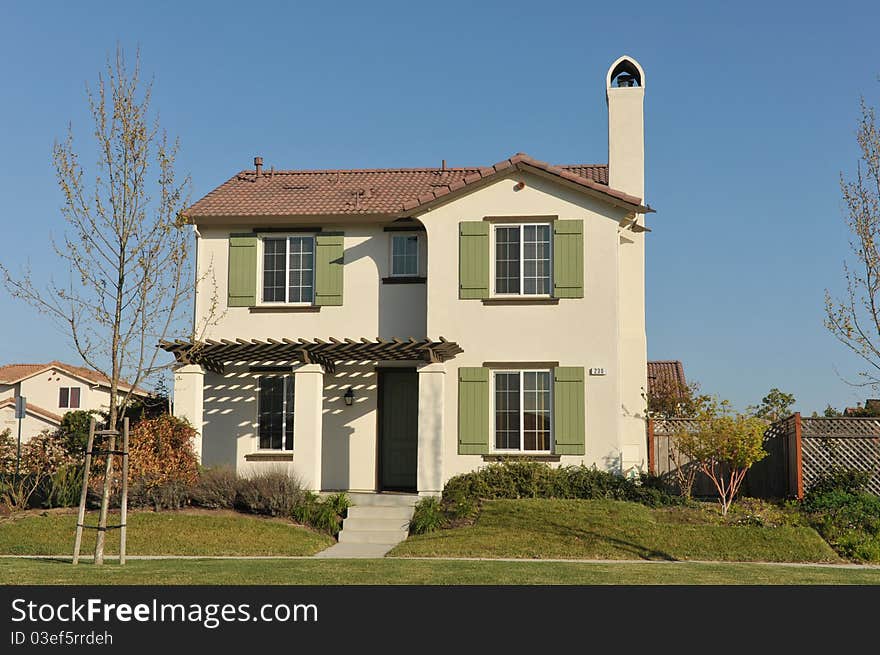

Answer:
[173,363,205,463]
[292,363,324,491]
[417,362,446,496]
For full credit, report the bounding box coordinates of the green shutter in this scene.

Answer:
[459,222,489,299]
[553,220,584,298]
[554,367,585,455]
[228,235,257,307]
[315,232,344,306]
[458,367,489,454]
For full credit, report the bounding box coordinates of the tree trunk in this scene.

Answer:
[93,432,115,565]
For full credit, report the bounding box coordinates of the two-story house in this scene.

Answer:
[0,361,150,441]
[163,55,653,496]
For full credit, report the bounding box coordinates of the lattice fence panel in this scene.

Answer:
[801,436,880,496]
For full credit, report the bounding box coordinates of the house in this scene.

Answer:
[0,361,151,441]
[163,55,654,495]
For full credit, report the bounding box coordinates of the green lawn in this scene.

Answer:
[390,499,839,562]
[1,558,879,585]
[0,510,333,557]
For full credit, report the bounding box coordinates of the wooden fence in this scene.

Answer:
[647,414,880,499]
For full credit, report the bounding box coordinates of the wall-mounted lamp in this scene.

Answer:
[344,387,355,406]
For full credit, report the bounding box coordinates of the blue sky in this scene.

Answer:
[0,1,878,414]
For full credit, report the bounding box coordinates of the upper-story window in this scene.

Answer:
[262,236,315,304]
[494,224,551,295]
[59,387,81,409]
[391,235,419,277]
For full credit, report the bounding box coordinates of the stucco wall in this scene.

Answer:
[196,225,427,341]
[1,405,57,442]
[202,363,383,491]
[417,171,645,480]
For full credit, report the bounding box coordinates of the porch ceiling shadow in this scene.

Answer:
[158,337,463,374]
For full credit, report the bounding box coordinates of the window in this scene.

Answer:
[262,236,315,304]
[493,370,552,452]
[258,376,294,450]
[494,224,551,295]
[391,234,419,276]
[59,387,81,409]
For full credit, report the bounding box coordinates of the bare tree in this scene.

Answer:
[826,94,880,385]
[1,47,191,430]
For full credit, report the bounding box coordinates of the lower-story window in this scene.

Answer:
[258,376,294,450]
[494,370,552,452]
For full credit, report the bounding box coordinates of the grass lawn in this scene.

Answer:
[1,558,879,585]
[390,499,839,562]
[0,509,333,557]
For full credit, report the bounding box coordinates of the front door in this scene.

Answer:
[378,368,419,492]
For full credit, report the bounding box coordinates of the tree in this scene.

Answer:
[823,404,843,417]
[825,92,880,386]
[674,399,768,516]
[645,379,709,419]
[749,388,796,422]
[0,47,192,564]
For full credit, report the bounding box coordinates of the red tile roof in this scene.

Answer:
[0,397,63,424]
[0,361,148,395]
[647,361,687,397]
[184,153,646,219]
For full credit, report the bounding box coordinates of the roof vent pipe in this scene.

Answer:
[254,156,263,179]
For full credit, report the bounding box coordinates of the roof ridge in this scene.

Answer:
[236,166,484,175]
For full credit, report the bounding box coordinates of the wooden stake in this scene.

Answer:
[72,418,96,565]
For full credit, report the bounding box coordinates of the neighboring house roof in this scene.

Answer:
[0,361,149,396]
[185,153,651,219]
[0,397,63,424]
[646,361,687,397]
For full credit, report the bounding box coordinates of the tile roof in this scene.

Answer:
[0,397,63,424]
[184,153,642,219]
[647,361,687,397]
[0,361,148,395]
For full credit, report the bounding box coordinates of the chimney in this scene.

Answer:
[254,156,263,179]
[606,56,645,201]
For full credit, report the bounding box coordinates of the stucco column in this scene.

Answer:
[173,364,205,463]
[417,362,446,496]
[293,363,324,491]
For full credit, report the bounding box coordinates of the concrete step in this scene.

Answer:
[313,543,398,559]
[343,516,411,532]
[346,505,415,520]
[345,492,420,508]
[339,529,409,545]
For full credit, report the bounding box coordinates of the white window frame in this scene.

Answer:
[491,223,553,297]
[256,375,294,452]
[490,369,554,454]
[258,234,316,306]
[59,386,81,409]
[389,233,420,277]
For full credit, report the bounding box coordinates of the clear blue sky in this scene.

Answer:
[1,1,878,414]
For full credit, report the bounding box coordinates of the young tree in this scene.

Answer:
[749,388,796,422]
[646,379,708,419]
[825,92,880,385]
[674,399,768,515]
[1,47,190,431]
[0,47,192,563]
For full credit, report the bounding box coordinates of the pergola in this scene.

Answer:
[158,337,463,374]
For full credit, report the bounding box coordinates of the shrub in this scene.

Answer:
[44,464,85,508]
[290,491,350,536]
[189,467,238,509]
[802,468,880,562]
[1,429,77,510]
[808,467,871,496]
[431,462,681,530]
[409,496,444,535]
[58,410,101,456]
[234,470,307,517]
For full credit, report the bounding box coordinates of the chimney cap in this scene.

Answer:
[606,55,645,90]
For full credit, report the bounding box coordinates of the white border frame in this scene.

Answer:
[490,223,553,297]
[389,233,420,277]
[490,368,554,454]
[257,234,317,306]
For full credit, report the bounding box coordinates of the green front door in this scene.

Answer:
[378,368,419,492]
